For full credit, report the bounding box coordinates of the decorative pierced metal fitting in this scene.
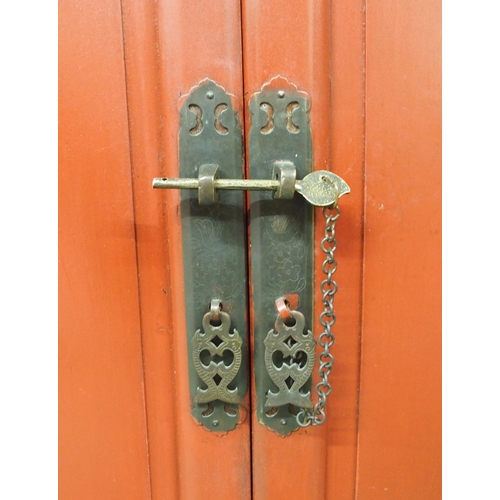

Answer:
[264,308,315,409]
[191,300,245,431]
[173,80,248,432]
[193,302,243,405]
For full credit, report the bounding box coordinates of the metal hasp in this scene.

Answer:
[249,76,314,435]
[176,80,248,432]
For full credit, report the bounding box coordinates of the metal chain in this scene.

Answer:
[296,205,340,427]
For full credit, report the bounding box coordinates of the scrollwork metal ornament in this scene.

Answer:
[264,310,315,408]
[193,308,243,405]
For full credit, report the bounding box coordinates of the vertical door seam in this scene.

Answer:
[354,0,368,498]
[118,0,153,497]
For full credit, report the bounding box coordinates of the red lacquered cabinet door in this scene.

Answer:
[59,0,441,498]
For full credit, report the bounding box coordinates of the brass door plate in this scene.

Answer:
[178,80,248,432]
[249,77,314,435]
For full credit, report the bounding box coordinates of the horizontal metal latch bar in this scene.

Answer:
[153,177,281,191]
[152,161,350,207]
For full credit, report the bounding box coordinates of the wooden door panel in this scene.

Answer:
[356,0,442,497]
[241,1,365,498]
[58,0,151,498]
[326,1,367,498]
[119,0,180,497]
[121,1,251,499]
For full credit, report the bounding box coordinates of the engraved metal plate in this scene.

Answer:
[179,80,247,432]
[249,77,314,435]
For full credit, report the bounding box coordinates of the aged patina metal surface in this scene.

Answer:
[178,80,247,432]
[264,310,315,408]
[192,309,243,405]
[249,77,314,435]
[154,78,349,434]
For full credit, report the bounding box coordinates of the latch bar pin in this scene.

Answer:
[153,177,281,192]
[152,161,349,207]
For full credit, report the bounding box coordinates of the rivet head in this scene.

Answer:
[212,419,219,427]
[206,91,214,99]
[280,419,287,425]
[277,90,285,98]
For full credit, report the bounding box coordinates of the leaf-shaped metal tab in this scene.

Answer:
[295,170,350,207]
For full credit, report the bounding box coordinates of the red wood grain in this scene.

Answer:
[152,1,251,498]
[59,0,151,497]
[241,1,365,498]
[326,1,366,498]
[120,0,180,497]
[356,0,442,497]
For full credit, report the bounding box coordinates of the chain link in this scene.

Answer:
[296,205,340,427]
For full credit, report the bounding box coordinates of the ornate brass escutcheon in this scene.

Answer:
[193,302,243,405]
[176,80,248,432]
[249,76,314,434]
[264,309,315,408]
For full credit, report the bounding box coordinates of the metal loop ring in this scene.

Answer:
[318,335,334,349]
[319,363,333,378]
[320,278,333,291]
[313,409,326,425]
[320,239,330,253]
[319,309,333,320]
[316,382,332,397]
[209,299,222,322]
[322,260,337,275]
[316,384,330,397]
[296,409,312,427]
[275,297,294,325]
[319,351,334,363]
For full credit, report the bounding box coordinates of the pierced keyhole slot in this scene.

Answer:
[211,335,223,347]
[200,349,212,367]
[202,402,214,416]
[266,407,279,417]
[272,350,284,368]
[224,403,237,417]
[214,103,229,135]
[222,349,234,367]
[294,350,307,369]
